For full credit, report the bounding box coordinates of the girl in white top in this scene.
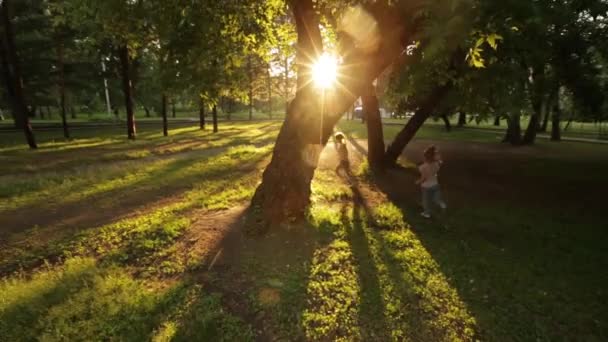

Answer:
[416,145,447,218]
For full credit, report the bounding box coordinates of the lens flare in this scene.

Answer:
[312,54,338,90]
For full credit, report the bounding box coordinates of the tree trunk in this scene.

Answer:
[522,112,540,145]
[268,66,272,118]
[46,106,52,118]
[441,114,451,132]
[119,45,136,139]
[171,101,176,118]
[457,111,466,126]
[503,113,522,145]
[522,68,543,145]
[0,0,37,148]
[56,36,69,139]
[144,106,150,117]
[70,106,76,119]
[540,101,549,132]
[251,0,406,224]
[385,84,450,165]
[551,92,561,141]
[248,55,253,120]
[284,55,289,115]
[494,115,500,126]
[161,93,168,136]
[212,104,218,133]
[563,117,573,131]
[39,107,44,119]
[199,99,205,130]
[362,83,385,169]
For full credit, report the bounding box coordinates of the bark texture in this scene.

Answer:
[362,83,385,168]
[0,0,37,148]
[119,45,136,140]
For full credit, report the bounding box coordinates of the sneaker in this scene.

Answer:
[421,212,431,219]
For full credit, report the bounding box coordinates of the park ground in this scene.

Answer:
[0,121,607,341]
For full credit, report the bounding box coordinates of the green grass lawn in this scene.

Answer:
[1,121,607,341]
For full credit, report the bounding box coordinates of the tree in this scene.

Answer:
[0,0,37,148]
[251,0,422,223]
[362,83,385,168]
[65,0,152,140]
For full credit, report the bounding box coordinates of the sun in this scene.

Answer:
[312,54,338,90]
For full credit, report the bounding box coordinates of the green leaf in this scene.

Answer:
[486,33,503,50]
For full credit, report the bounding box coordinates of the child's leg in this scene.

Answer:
[421,187,432,216]
[433,186,447,209]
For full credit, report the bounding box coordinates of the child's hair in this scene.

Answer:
[423,145,437,162]
[334,132,345,142]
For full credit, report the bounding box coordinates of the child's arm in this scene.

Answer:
[415,166,427,185]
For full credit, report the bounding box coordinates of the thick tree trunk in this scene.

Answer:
[119,45,136,139]
[144,106,150,117]
[171,101,176,118]
[441,114,451,132]
[523,68,544,145]
[362,83,385,168]
[503,114,522,145]
[0,0,37,148]
[251,0,405,224]
[212,104,218,133]
[494,115,500,126]
[551,93,561,141]
[457,111,466,126]
[70,106,76,119]
[385,84,450,165]
[199,99,205,130]
[522,112,540,145]
[161,93,168,136]
[56,37,69,139]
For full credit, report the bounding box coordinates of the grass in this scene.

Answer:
[1,120,607,341]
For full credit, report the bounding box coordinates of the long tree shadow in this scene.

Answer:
[0,147,274,276]
[341,183,393,340]
[1,134,277,238]
[346,167,479,340]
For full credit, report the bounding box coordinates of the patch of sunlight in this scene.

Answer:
[0,137,116,154]
[37,266,161,341]
[152,321,178,342]
[0,158,173,212]
[307,204,345,236]
[0,257,162,341]
[1,144,272,276]
[103,149,153,160]
[311,170,352,202]
[372,203,408,230]
[302,240,362,341]
[40,138,123,152]
[303,202,478,341]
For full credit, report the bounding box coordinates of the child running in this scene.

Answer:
[334,132,351,178]
[416,145,447,218]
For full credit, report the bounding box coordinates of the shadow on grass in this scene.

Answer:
[0,258,194,341]
[0,132,277,239]
[341,184,392,339]
[369,163,608,340]
[0,122,279,175]
[0,146,273,276]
